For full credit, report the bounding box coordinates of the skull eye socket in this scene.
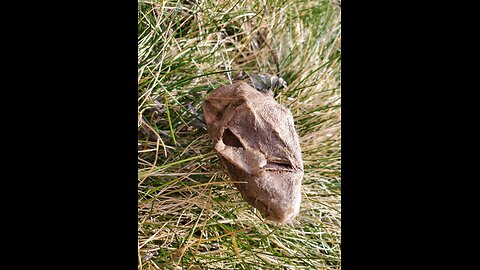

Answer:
[222,128,244,148]
[264,162,293,171]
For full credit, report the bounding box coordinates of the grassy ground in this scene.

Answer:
[138,0,341,269]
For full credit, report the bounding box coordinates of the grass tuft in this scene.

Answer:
[138,0,341,269]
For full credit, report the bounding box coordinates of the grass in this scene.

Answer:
[138,0,341,269]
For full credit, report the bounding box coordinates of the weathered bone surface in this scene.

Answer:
[202,82,304,224]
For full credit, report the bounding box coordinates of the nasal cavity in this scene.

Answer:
[222,128,244,148]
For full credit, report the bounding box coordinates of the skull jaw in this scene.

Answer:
[222,157,303,224]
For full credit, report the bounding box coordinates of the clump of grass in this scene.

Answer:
[138,0,341,269]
